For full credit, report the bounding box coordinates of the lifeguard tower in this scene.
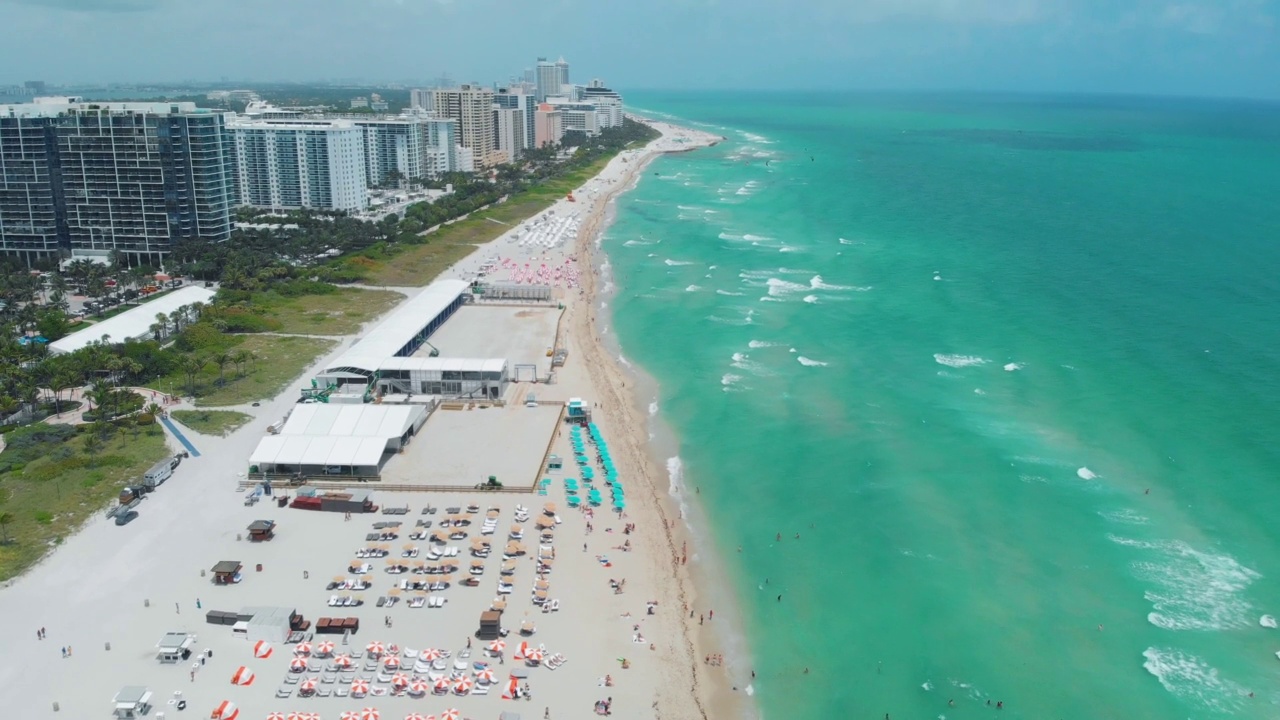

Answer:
[565,398,591,425]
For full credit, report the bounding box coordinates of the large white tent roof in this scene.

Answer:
[50,285,216,355]
[325,279,469,375]
[377,357,507,374]
[249,404,427,469]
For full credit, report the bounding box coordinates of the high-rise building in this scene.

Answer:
[229,118,367,212]
[409,89,433,113]
[535,58,561,102]
[534,103,564,148]
[494,88,536,151]
[428,85,500,168]
[555,57,570,96]
[493,107,524,164]
[0,97,235,265]
[422,116,458,177]
[581,85,625,128]
[356,118,427,187]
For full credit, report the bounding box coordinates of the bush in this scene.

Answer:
[275,279,337,297]
[136,413,155,426]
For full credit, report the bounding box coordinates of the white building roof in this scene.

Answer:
[325,279,470,375]
[249,404,426,469]
[377,357,507,373]
[49,286,217,355]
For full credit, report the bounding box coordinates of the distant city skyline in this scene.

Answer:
[0,0,1278,99]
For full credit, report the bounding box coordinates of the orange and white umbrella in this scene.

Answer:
[404,714,429,720]
[440,709,461,720]
[452,676,474,695]
[474,667,496,684]
[419,648,443,662]
[433,677,451,693]
[360,708,380,720]
[334,654,354,669]
[252,640,273,659]
[365,641,385,657]
[289,657,308,672]
[351,678,371,695]
[293,642,312,656]
[315,640,336,656]
[286,712,308,720]
[212,700,239,720]
[340,712,360,720]
[266,714,286,720]
[230,666,255,686]
[390,672,410,687]
[299,677,318,692]
[407,678,431,696]
[525,648,545,664]
[383,656,400,670]
[486,639,505,654]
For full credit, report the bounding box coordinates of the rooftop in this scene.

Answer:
[324,279,470,376]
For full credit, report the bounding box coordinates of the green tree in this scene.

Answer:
[180,355,206,396]
[0,512,12,545]
[232,349,251,378]
[212,351,231,386]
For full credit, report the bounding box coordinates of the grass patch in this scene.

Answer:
[248,287,403,335]
[0,424,170,580]
[170,409,252,437]
[363,153,618,286]
[157,334,336,407]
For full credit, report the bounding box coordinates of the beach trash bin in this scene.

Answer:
[256,563,263,572]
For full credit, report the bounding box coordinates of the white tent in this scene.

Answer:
[50,286,216,355]
[248,404,427,476]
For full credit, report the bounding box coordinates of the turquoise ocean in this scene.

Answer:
[602,93,1280,719]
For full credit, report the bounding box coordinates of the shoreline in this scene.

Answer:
[565,120,763,719]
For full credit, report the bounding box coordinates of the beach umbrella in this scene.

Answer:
[390,672,410,687]
[440,708,461,720]
[340,713,360,720]
[293,642,312,656]
[334,654,353,669]
[525,648,545,664]
[407,678,431,696]
[286,712,308,720]
[289,658,308,672]
[360,709,380,720]
[266,714,287,720]
[487,639,506,654]
[251,640,272,659]
[474,667,496,684]
[420,647,443,661]
[365,641,385,657]
[299,677,318,692]
[452,676,474,695]
[433,677,451,693]
[351,678,371,695]
[383,656,400,670]
[212,700,239,720]
[315,640,336,656]
[404,715,429,720]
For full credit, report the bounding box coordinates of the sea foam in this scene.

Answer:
[1142,647,1251,713]
[933,354,989,368]
[797,356,829,367]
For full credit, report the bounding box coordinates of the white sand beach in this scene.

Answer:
[0,119,735,720]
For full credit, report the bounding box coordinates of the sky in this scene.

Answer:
[0,0,1277,99]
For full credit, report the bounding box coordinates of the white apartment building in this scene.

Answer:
[427,85,497,166]
[494,107,524,164]
[229,118,368,212]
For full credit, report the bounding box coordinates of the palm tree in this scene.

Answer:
[232,349,251,378]
[0,512,12,545]
[180,355,206,396]
[212,352,231,386]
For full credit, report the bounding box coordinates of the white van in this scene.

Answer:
[143,459,173,488]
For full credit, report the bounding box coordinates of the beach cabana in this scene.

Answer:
[211,560,242,585]
[211,700,239,720]
[247,520,276,542]
[155,632,194,663]
[111,686,153,719]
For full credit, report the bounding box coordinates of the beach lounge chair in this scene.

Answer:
[335,687,350,697]
[284,674,299,684]
[472,683,489,695]
[431,659,448,672]
[550,599,561,612]
[276,686,293,698]
[316,688,332,697]
[322,673,337,684]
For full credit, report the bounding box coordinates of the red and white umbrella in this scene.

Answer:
[387,644,400,656]
[404,714,429,720]
[286,712,308,720]
[440,709,461,720]
[293,642,312,656]
[340,712,360,720]
[299,677,318,692]
[452,676,474,695]
[360,708,381,720]
[419,648,443,662]
[390,672,410,687]
[525,648,545,664]
[351,678,371,695]
[315,640,336,656]
[433,677,451,693]
[383,656,400,670]
[486,639,505,654]
[266,714,286,720]
[289,657,308,672]
[252,640,273,659]
[474,667,496,684]
[407,679,430,696]
[334,654,354,669]
[365,641,385,657]
[230,666,255,686]
[212,700,239,720]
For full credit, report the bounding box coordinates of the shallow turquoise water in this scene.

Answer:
[605,92,1280,719]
